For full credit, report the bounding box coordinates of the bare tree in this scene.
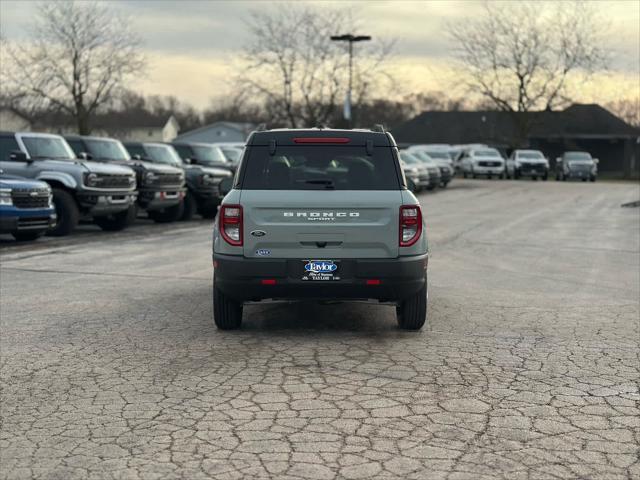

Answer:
[606,98,640,128]
[1,1,145,134]
[449,1,608,116]
[236,6,394,128]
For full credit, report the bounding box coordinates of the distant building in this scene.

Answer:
[0,109,180,142]
[393,104,640,178]
[175,121,255,143]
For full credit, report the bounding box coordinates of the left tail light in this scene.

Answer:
[220,204,243,246]
[399,205,422,247]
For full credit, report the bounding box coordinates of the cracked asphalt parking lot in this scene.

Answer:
[1,179,639,480]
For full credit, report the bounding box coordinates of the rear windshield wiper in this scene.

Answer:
[302,179,335,189]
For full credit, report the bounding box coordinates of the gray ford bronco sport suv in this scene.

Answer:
[213,128,429,330]
[0,132,136,235]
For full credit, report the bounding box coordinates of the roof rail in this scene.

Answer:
[255,123,267,132]
[372,124,385,133]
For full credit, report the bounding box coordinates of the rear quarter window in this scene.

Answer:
[240,145,401,190]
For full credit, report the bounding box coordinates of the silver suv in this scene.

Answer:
[212,128,429,330]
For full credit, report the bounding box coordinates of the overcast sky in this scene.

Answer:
[1,0,638,108]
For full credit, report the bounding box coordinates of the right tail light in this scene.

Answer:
[220,204,243,246]
[399,205,422,247]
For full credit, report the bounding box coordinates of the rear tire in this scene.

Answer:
[396,280,427,330]
[148,202,184,223]
[590,175,596,182]
[48,188,79,236]
[463,171,468,178]
[181,191,197,221]
[12,231,44,241]
[213,281,243,330]
[94,204,137,231]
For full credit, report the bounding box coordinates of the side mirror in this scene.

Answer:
[593,158,599,164]
[184,157,194,165]
[9,150,28,162]
[79,152,93,160]
[219,177,233,196]
[132,154,143,161]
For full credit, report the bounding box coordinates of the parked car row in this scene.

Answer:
[0,131,234,240]
[398,147,454,194]
[405,143,598,183]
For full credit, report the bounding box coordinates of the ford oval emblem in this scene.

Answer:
[251,230,266,237]
[304,261,337,273]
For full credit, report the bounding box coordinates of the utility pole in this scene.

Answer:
[330,34,371,128]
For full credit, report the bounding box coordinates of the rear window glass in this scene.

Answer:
[240,146,400,190]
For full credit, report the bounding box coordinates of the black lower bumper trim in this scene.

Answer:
[213,253,428,302]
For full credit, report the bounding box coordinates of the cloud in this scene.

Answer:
[1,0,637,107]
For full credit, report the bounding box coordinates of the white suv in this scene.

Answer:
[460,148,505,179]
[506,149,549,180]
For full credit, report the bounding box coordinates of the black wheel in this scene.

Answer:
[12,231,44,241]
[582,178,587,182]
[463,171,468,178]
[94,204,137,231]
[542,173,548,181]
[514,170,520,180]
[562,173,568,181]
[440,181,448,188]
[181,191,197,221]
[426,185,435,191]
[213,281,243,330]
[48,188,79,236]
[532,175,537,181]
[487,174,492,180]
[590,176,596,182]
[505,169,511,180]
[396,280,427,330]
[555,172,560,181]
[499,172,505,179]
[148,202,184,223]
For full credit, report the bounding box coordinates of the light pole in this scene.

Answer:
[330,34,371,128]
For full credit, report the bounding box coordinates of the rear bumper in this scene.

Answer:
[213,253,428,303]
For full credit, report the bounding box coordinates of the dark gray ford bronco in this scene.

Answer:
[65,135,186,226]
[213,128,429,330]
[124,142,231,220]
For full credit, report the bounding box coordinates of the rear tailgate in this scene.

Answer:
[241,190,402,258]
